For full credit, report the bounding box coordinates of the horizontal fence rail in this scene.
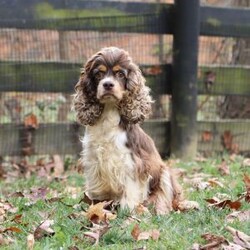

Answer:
[0,62,249,96]
[1,120,250,156]
[0,1,250,37]
[0,0,250,156]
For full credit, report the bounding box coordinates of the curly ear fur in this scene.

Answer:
[118,63,153,124]
[72,59,104,126]
[73,47,153,125]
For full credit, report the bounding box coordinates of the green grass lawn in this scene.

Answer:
[0,155,249,249]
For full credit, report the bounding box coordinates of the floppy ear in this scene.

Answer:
[118,63,153,124]
[72,58,104,126]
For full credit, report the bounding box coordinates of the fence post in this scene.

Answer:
[171,0,200,159]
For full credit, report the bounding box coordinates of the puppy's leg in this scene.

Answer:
[120,176,148,210]
[151,169,182,215]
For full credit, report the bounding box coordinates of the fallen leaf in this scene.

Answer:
[26,187,48,203]
[200,233,227,249]
[202,131,213,142]
[24,113,38,129]
[208,178,224,188]
[243,158,250,167]
[11,214,23,224]
[218,160,230,176]
[221,130,239,154]
[205,198,241,210]
[226,226,250,249]
[131,224,160,241]
[83,223,111,245]
[52,155,64,177]
[222,242,245,250]
[9,192,25,198]
[191,243,200,250]
[0,200,18,214]
[85,201,116,223]
[34,220,55,240]
[27,234,35,250]
[0,234,14,245]
[226,210,250,223]
[2,227,22,233]
[176,200,200,212]
[79,193,93,205]
[131,223,140,240]
[135,204,150,215]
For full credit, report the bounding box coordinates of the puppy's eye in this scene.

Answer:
[116,71,125,79]
[95,71,105,80]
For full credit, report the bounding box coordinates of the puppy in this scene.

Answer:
[73,47,182,214]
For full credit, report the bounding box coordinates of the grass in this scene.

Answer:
[0,155,249,249]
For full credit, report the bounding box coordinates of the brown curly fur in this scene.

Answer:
[72,47,153,125]
[72,47,183,214]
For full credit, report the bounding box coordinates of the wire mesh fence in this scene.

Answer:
[0,1,249,157]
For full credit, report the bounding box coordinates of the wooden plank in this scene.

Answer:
[0,121,170,156]
[200,6,250,38]
[0,14,169,34]
[0,0,165,20]
[0,1,250,38]
[0,61,171,94]
[0,1,173,34]
[1,61,249,96]
[198,65,250,96]
[198,120,250,153]
[0,61,79,93]
[1,120,250,156]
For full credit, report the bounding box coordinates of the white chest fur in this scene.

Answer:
[81,106,136,201]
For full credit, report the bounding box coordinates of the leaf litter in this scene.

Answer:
[0,156,249,248]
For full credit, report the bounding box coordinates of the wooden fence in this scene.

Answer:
[0,0,250,157]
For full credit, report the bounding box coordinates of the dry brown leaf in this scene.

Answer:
[131,224,160,241]
[0,200,18,214]
[202,131,213,142]
[205,198,241,210]
[208,178,224,188]
[135,204,150,215]
[150,229,160,241]
[226,210,250,223]
[83,223,111,245]
[221,131,239,154]
[243,158,250,167]
[222,242,245,250]
[131,223,141,240]
[226,226,250,249]
[85,201,116,223]
[218,160,230,176]
[200,233,227,249]
[177,200,200,212]
[1,227,22,233]
[34,220,55,240]
[52,155,64,177]
[27,234,35,250]
[24,113,39,129]
[0,234,14,246]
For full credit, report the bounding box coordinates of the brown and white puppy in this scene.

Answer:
[73,47,182,214]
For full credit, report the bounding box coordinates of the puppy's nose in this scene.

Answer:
[103,81,114,90]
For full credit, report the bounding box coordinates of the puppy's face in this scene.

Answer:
[93,64,128,104]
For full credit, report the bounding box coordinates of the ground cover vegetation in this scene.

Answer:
[0,154,249,249]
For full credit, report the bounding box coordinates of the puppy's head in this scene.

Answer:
[89,47,129,104]
[73,47,153,126]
